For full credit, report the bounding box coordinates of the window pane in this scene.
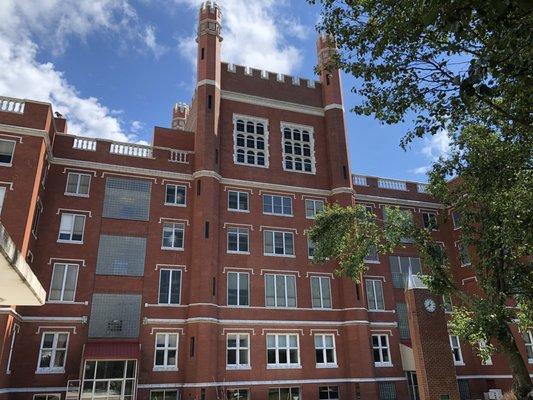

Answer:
[239,273,249,306]
[63,266,78,301]
[228,272,238,305]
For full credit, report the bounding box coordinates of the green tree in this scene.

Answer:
[308,0,533,397]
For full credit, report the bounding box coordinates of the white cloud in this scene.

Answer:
[0,0,163,141]
[176,0,306,74]
[410,130,452,175]
[143,26,167,59]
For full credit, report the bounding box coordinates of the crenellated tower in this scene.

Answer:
[171,102,189,129]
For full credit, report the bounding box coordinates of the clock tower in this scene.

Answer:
[405,273,462,400]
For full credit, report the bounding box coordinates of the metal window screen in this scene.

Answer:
[88,294,141,338]
[96,235,146,276]
[103,177,151,221]
[396,302,411,339]
[379,382,397,400]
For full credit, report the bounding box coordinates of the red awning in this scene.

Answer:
[83,341,140,360]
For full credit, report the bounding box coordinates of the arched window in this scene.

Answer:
[281,123,315,174]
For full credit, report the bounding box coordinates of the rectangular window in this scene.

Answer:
[0,139,15,166]
[32,200,43,236]
[268,388,300,400]
[228,190,249,212]
[422,212,437,229]
[227,227,249,253]
[449,335,464,365]
[307,237,316,258]
[366,279,385,311]
[154,333,178,369]
[150,390,179,400]
[227,272,249,306]
[49,263,78,302]
[379,382,397,400]
[103,177,151,221]
[315,334,336,366]
[443,295,453,313]
[233,115,268,167]
[65,172,91,196]
[158,269,181,305]
[266,334,300,367]
[33,396,60,400]
[452,211,462,229]
[0,186,5,214]
[310,276,332,309]
[263,230,294,256]
[396,302,410,339]
[58,213,86,243]
[263,194,293,216]
[319,386,339,400]
[37,332,69,373]
[282,122,316,174]
[458,243,471,266]
[83,360,136,398]
[523,331,533,363]
[162,222,185,250]
[389,256,422,288]
[372,334,392,366]
[265,274,296,308]
[364,246,379,263]
[226,333,250,368]
[305,199,324,219]
[226,389,250,400]
[165,184,186,206]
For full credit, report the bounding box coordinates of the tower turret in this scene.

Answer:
[171,102,189,129]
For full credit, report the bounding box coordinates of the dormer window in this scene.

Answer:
[281,123,315,174]
[233,114,269,168]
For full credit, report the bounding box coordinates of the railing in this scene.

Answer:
[417,183,428,193]
[378,178,407,191]
[110,142,153,158]
[0,97,25,114]
[73,138,97,151]
[352,175,367,186]
[169,150,189,164]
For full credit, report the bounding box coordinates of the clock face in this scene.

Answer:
[424,298,437,313]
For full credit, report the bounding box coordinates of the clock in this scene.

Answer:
[424,298,437,313]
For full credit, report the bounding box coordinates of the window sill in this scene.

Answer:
[460,263,472,268]
[57,240,84,245]
[234,161,269,169]
[305,216,316,220]
[267,364,301,370]
[528,359,533,364]
[375,363,393,368]
[263,212,294,218]
[368,309,390,313]
[454,362,465,366]
[364,260,381,264]
[263,253,296,258]
[226,304,250,308]
[46,300,87,305]
[153,366,179,372]
[164,202,187,207]
[227,209,250,213]
[282,167,316,175]
[0,163,13,168]
[156,303,182,307]
[227,251,250,255]
[161,247,184,252]
[64,192,90,198]
[312,306,333,310]
[35,368,65,374]
[226,365,251,370]
[316,363,338,369]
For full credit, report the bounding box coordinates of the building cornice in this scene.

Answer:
[0,123,52,157]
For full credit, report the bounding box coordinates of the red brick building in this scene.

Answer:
[0,2,531,400]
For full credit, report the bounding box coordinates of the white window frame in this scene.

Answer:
[36,332,69,373]
[305,199,324,219]
[153,332,179,370]
[6,323,19,374]
[307,236,316,259]
[0,186,6,214]
[314,333,337,368]
[149,390,179,400]
[523,330,533,364]
[365,279,385,311]
[64,172,91,197]
[227,190,249,212]
[225,389,250,400]
[372,334,392,367]
[48,263,79,302]
[161,222,185,250]
[263,230,295,257]
[268,388,301,400]
[281,122,316,174]
[443,295,453,313]
[165,184,186,207]
[422,211,437,230]
[32,200,43,237]
[0,139,16,167]
[227,271,249,307]
[449,335,464,365]
[263,194,293,217]
[158,268,182,305]
[266,333,300,368]
[226,333,250,369]
[57,213,86,244]
[233,114,269,168]
[227,227,250,254]
[310,276,332,309]
[265,274,297,308]
[33,395,61,400]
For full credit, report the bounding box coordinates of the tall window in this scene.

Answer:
[263,194,293,216]
[443,295,453,312]
[372,334,392,366]
[49,263,78,302]
[281,123,315,173]
[65,172,91,196]
[305,199,324,219]
[158,269,181,305]
[319,387,339,400]
[263,230,294,256]
[228,190,249,212]
[226,333,250,369]
[150,391,179,400]
[366,279,385,311]
[265,274,296,307]
[452,211,462,229]
[32,200,43,236]
[422,212,437,229]
[0,139,15,166]
[58,213,86,243]
[523,331,533,363]
[37,332,69,373]
[227,271,249,306]
[310,276,332,309]
[449,335,464,365]
[315,334,336,366]
[458,243,471,266]
[83,360,136,399]
[266,334,300,367]
[154,333,178,369]
[0,186,5,214]
[226,390,250,400]
[268,388,300,400]
[364,246,379,263]
[165,184,186,206]
[307,237,316,258]
[233,115,268,167]
[389,256,422,288]
[227,227,249,253]
[162,222,184,250]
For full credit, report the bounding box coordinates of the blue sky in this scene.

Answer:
[0,0,449,182]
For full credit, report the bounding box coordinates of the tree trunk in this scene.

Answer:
[499,325,533,400]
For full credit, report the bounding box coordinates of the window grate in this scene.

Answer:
[96,235,146,276]
[102,177,151,221]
